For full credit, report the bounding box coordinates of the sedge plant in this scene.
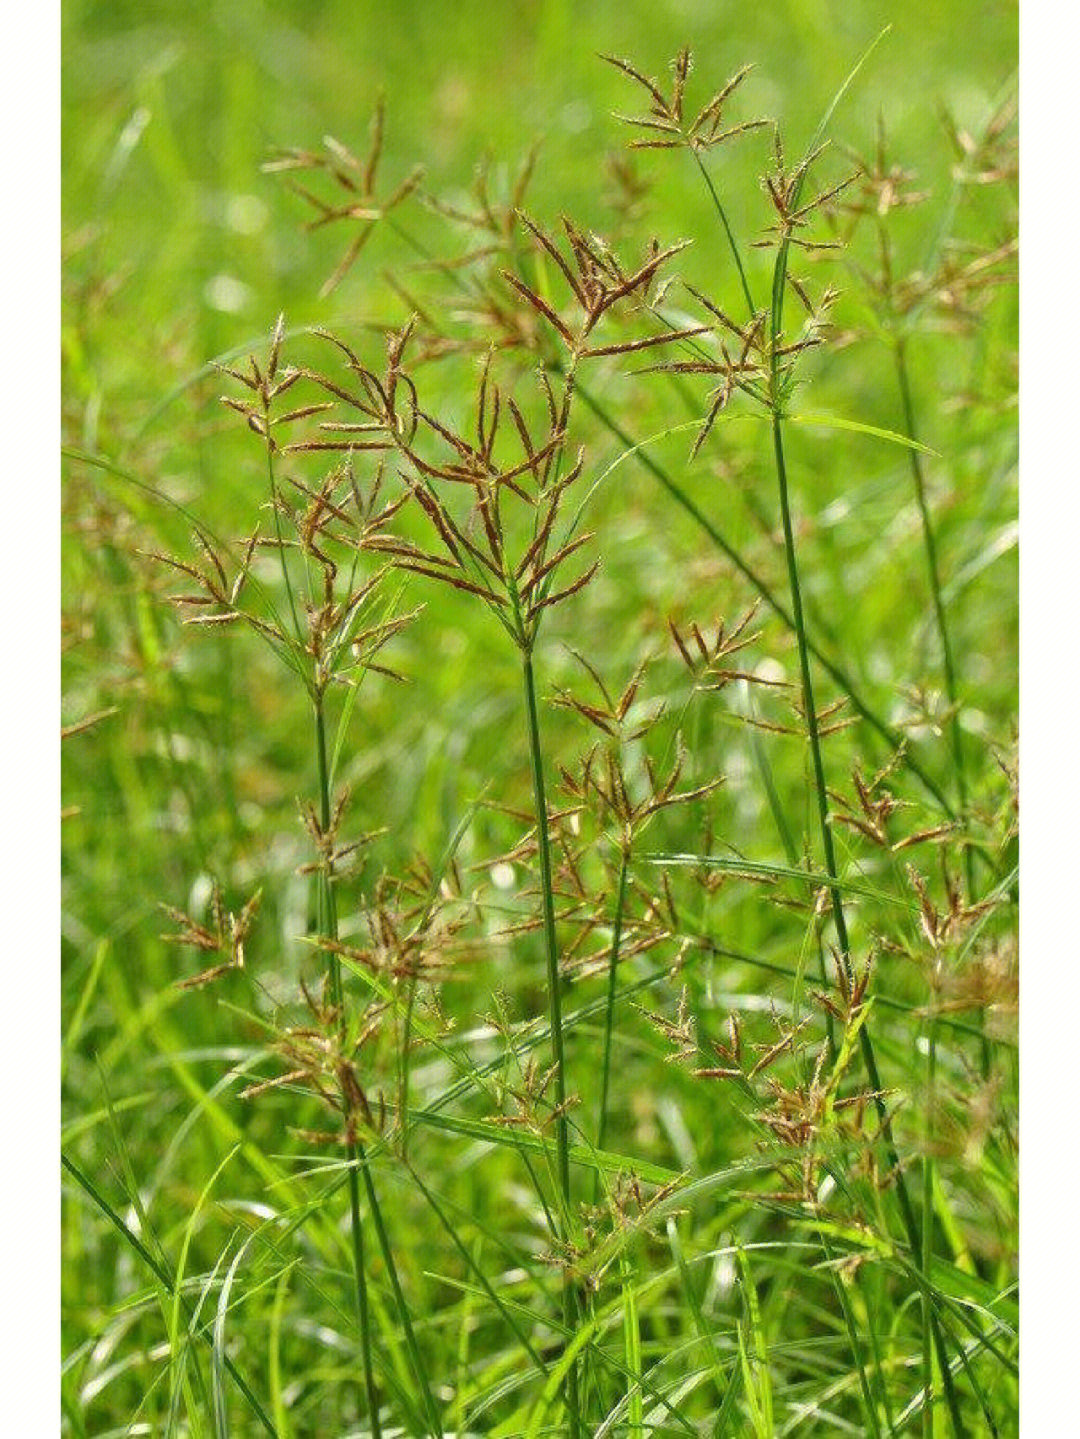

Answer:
[62,33,1018,1438]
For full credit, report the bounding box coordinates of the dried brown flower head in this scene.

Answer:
[265,97,424,296]
[160,882,262,990]
[603,49,768,154]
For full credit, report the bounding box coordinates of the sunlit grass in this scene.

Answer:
[62,6,1017,1434]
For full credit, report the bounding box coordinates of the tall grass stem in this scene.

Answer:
[594,849,629,1199]
[521,649,582,1436]
[313,695,382,1437]
[922,998,939,1439]
[768,321,966,1439]
[691,149,756,319]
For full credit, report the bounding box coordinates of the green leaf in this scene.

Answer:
[402,1106,680,1186]
[790,412,940,455]
[212,1233,258,1439]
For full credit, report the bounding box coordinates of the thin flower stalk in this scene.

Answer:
[894,341,974,910]
[835,119,992,909]
[328,324,627,1435]
[521,651,583,1437]
[169,317,434,1436]
[313,693,382,1438]
[762,119,968,1439]
[595,849,628,1183]
[605,44,973,1431]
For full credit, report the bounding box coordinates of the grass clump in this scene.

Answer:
[63,22,1017,1438]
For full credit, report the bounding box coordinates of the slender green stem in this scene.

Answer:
[860,1265,898,1435]
[818,1226,881,1438]
[769,416,849,961]
[893,342,978,877]
[691,149,757,320]
[521,649,582,1437]
[521,653,572,1207]
[358,1144,444,1437]
[345,1162,380,1434]
[313,696,342,1009]
[403,1158,549,1373]
[313,694,381,1439]
[265,425,303,648]
[584,844,630,1439]
[594,848,629,1204]
[765,126,963,1416]
[769,410,965,1438]
[893,340,990,1083]
[815,930,837,1063]
[922,988,940,1439]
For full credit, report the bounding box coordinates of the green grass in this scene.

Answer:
[63,3,1017,1434]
